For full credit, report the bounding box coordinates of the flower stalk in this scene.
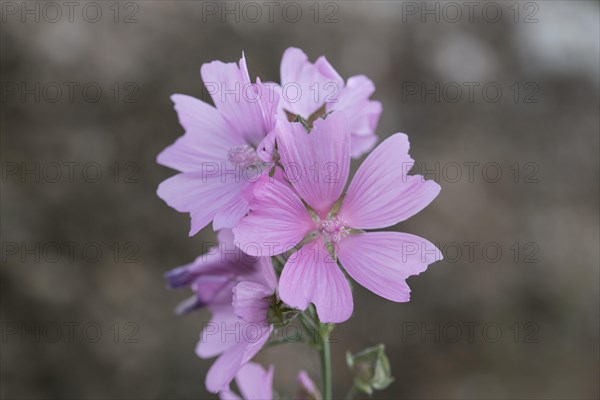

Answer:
[320,322,333,400]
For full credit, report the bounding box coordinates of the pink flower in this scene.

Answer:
[278,47,382,158]
[219,363,275,400]
[164,230,263,314]
[197,257,277,393]
[157,53,279,235]
[234,112,443,323]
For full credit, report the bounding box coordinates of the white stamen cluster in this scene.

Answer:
[320,216,351,242]
[228,144,259,165]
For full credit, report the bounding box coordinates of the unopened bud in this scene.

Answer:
[346,344,394,395]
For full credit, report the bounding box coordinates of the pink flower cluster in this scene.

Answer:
[158,48,442,397]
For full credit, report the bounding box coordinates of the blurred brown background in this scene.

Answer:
[1,1,599,399]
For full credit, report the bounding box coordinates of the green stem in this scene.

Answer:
[320,323,333,400]
[274,254,286,267]
[299,313,318,338]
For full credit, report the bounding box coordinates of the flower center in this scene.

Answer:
[227,144,259,166]
[320,216,350,242]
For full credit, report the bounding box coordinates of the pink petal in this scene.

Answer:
[213,199,250,231]
[201,54,271,147]
[205,324,272,393]
[236,363,274,400]
[254,78,280,134]
[349,133,378,159]
[196,308,241,359]
[241,323,272,364]
[176,275,232,314]
[158,94,241,172]
[219,389,242,400]
[232,281,272,323]
[279,237,353,323]
[206,341,248,394]
[164,249,224,289]
[336,232,443,302]
[157,171,251,236]
[339,133,441,229]
[279,47,344,118]
[256,128,277,163]
[332,75,382,137]
[259,257,278,291]
[233,177,315,257]
[297,370,322,400]
[277,112,350,216]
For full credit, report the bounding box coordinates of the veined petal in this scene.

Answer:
[339,133,441,229]
[201,54,272,146]
[277,112,350,216]
[259,257,278,291]
[256,128,277,163]
[232,281,272,323]
[332,75,381,136]
[164,250,222,289]
[206,341,247,394]
[336,232,443,302]
[241,324,272,365]
[158,95,241,172]
[196,308,241,359]
[280,47,344,118]
[157,171,251,236]
[233,177,315,257]
[170,94,229,136]
[279,237,353,323]
[205,324,272,393]
[331,75,382,158]
[213,199,250,231]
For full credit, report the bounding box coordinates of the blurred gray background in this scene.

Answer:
[1,1,599,399]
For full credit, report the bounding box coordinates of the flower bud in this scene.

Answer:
[346,344,394,395]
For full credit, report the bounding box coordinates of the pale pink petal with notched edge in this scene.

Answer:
[233,177,315,257]
[339,133,441,230]
[349,133,378,159]
[201,54,270,146]
[255,79,280,133]
[333,76,381,135]
[157,171,250,236]
[277,112,350,216]
[279,237,353,323]
[236,363,274,400]
[336,232,443,302]
[205,324,272,393]
[206,341,247,394]
[213,199,251,231]
[157,94,242,172]
[279,47,344,118]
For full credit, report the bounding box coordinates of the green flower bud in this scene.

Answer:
[346,344,394,395]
